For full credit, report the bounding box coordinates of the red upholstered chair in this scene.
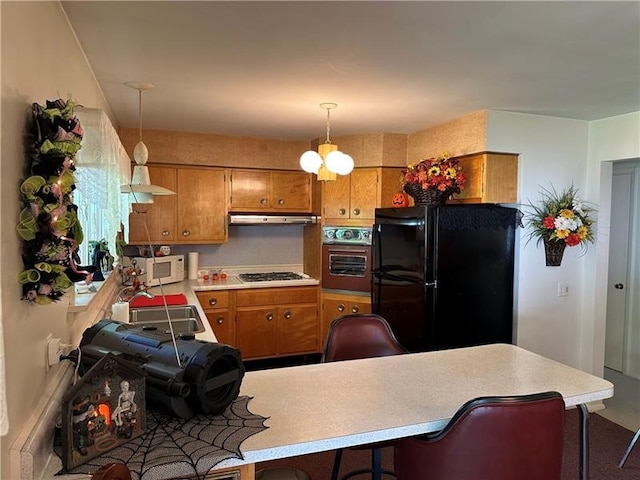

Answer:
[394,391,565,480]
[322,314,407,480]
[90,463,132,480]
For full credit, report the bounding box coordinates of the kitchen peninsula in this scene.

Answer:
[44,343,613,480]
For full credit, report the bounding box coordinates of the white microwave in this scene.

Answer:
[123,254,185,286]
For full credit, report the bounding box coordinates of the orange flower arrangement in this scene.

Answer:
[402,153,466,194]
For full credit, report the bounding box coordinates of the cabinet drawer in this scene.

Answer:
[196,291,230,309]
[236,287,318,307]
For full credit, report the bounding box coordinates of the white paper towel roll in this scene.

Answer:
[188,252,199,280]
[112,301,129,323]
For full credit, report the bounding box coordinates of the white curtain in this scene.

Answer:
[74,108,131,264]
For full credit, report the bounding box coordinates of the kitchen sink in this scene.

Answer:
[128,305,205,335]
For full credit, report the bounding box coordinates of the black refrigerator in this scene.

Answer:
[372,204,519,352]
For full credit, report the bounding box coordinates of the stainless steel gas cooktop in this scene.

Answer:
[238,272,305,282]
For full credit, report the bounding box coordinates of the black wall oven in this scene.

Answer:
[322,227,372,292]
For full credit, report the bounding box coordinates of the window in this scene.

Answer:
[73,108,131,268]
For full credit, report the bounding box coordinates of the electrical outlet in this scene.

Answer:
[47,335,62,368]
[558,283,569,297]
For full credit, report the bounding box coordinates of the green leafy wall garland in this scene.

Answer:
[16,97,96,304]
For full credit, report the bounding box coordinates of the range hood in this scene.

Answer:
[228,214,321,225]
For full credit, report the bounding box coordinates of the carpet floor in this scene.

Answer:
[256,409,640,479]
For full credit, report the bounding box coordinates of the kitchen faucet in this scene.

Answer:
[116,286,154,303]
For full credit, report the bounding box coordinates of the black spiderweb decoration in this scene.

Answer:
[56,396,268,480]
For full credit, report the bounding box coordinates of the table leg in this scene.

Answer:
[577,404,589,480]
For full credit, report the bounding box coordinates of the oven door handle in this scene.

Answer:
[327,248,369,254]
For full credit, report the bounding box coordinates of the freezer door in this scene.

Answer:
[431,205,517,349]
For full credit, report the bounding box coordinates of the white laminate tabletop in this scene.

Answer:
[232,343,614,465]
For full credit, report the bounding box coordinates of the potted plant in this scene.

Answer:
[402,152,466,205]
[526,184,596,266]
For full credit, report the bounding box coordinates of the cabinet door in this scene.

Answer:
[321,297,372,347]
[206,310,234,345]
[229,170,271,211]
[277,305,319,355]
[455,153,518,203]
[455,154,483,201]
[128,166,177,243]
[271,172,311,212]
[177,168,227,243]
[196,291,234,345]
[322,174,351,220]
[236,308,277,359]
[350,169,379,221]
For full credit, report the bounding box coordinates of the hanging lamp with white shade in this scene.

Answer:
[300,103,354,181]
[120,82,175,203]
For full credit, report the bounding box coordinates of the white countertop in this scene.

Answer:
[189,275,319,291]
[228,343,613,466]
[188,265,320,291]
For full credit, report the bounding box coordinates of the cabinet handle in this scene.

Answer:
[351,305,360,313]
[339,208,346,216]
[182,230,191,237]
[337,304,346,312]
[161,231,170,237]
[615,283,624,289]
[352,208,361,216]
[265,312,274,321]
[278,199,285,205]
[260,198,268,205]
[208,298,218,306]
[216,316,224,325]
[283,310,292,320]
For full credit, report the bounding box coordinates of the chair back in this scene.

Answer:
[394,391,565,480]
[90,463,132,480]
[322,314,406,363]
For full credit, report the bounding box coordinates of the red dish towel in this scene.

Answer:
[129,293,188,308]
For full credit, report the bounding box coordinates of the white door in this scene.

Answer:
[604,169,632,371]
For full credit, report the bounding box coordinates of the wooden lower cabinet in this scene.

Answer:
[203,463,255,479]
[196,291,234,345]
[321,292,372,347]
[235,287,319,360]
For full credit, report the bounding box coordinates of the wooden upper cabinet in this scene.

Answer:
[454,152,518,204]
[322,168,403,225]
[228,170,271,211]
[349,169,380,220]
[229,169,311,212]
[128,165,178,243]
[177,167,227,243]
[270,172,311,211]
[128,165,227,244]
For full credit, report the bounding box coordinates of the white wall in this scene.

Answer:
[0,1,111,474]
[486,111,591,368]
[486,110,640,376]
[586,112,640,377]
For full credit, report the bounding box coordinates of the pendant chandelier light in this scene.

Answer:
[120,82,175,203]
[300,103,354,181]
